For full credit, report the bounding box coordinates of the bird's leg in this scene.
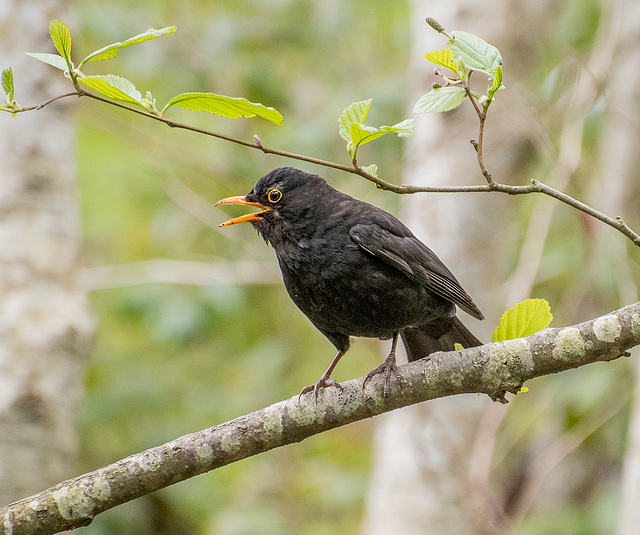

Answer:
[363,333,403,397]
[298,349,345,402]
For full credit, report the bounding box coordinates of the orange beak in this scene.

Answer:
[215,196,270,227]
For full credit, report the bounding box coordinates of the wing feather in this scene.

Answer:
[349,220,483,320]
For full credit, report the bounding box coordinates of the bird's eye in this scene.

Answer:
[267,188,283,204]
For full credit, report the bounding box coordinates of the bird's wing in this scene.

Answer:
[349,220,484,320]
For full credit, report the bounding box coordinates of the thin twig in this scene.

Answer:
[11,88,640,246]
[17,91,79,111]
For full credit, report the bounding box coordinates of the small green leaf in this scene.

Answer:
[339,99,413,161]
[2,68,14,101]
[454,343,464,351]
[487,65,505,102]
[339,100,412,161]
[163,92,283,125]
[49,21,73,69]
[79,26,177,68]
[78,74,143,105]
[493,65,503,90]
[492,298,553,342]
[449,31,502,77]
[386,118,415,139]
[350,123,385,146]
[338,99,372,142]
[25,52,71,71]
[349,119,414,149]
[0,68,19,113]
[360,164,378,177]
[425,49,459,74]
[413,86,467,114]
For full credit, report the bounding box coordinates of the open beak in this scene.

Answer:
[215,196,270,227]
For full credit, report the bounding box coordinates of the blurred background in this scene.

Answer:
[1,0,640,533]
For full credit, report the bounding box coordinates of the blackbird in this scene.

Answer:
[216,167,483,399]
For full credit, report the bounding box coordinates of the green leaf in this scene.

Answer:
[454,343,464,351]
[49,21,73,69]
[487,65,505,102]
[338,99,372,142]
[25,52,71,71]
[492,298,553,342]
[338,99,412,160]
[413,86,467,114]
[79,26,177,67]
[449,31,502,77]
[350,123,385,146]
[425,49,459,74]
[349,119,414,148]
[360,164,378,177]
[163,92,283,125]
[386,118,415,139]
[78,74,143,105]
[493,65,503,90]
[2,68,14,101]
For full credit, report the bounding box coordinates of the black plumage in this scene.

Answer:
[216,167,483,399]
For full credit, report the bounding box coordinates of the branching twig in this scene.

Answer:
[14,88,640,246]
[2,302,639,535]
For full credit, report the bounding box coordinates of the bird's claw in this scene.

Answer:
[298,375,342,403]
[363,357,403,397]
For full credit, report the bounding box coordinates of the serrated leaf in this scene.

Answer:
[413,86,467,114]
[425,49,459,74]
[79,26,177,67]
[339,100,412,160]
[388,118,415,139]
[2,68,14,101]
[449,31,502,77]
[492,298,553,342]
[25,52,71,71]
[350,123,386,146]
[493,65,503,90]
[338,99,372,142]
[78,74,143,105]
[349,119,414,153]
[487,65,505,102]
[360,164,378,177]
[163,92,283,125]
[49,21,72,68]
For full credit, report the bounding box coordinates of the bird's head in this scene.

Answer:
[216,168,328,238]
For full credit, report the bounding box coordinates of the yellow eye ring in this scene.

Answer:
[268,188,283,204]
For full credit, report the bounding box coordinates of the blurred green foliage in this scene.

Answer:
[75,1,409,533]
[63,0,640,533]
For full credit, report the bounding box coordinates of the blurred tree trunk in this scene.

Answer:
[360,0,549,533]
[607,2,640,533]
[362,0,640,533]
[0,2,93,505]
[360,3,507,533]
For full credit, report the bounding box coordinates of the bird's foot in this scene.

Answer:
[298,374,343,403]
[363,354,403,397]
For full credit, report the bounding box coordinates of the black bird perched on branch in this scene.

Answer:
[216,167,483,399]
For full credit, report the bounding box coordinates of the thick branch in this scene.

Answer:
[2,302,640,535]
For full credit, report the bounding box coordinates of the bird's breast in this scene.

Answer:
[273,233,452,339]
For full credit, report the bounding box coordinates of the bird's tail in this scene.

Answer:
[400,316,482,362]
